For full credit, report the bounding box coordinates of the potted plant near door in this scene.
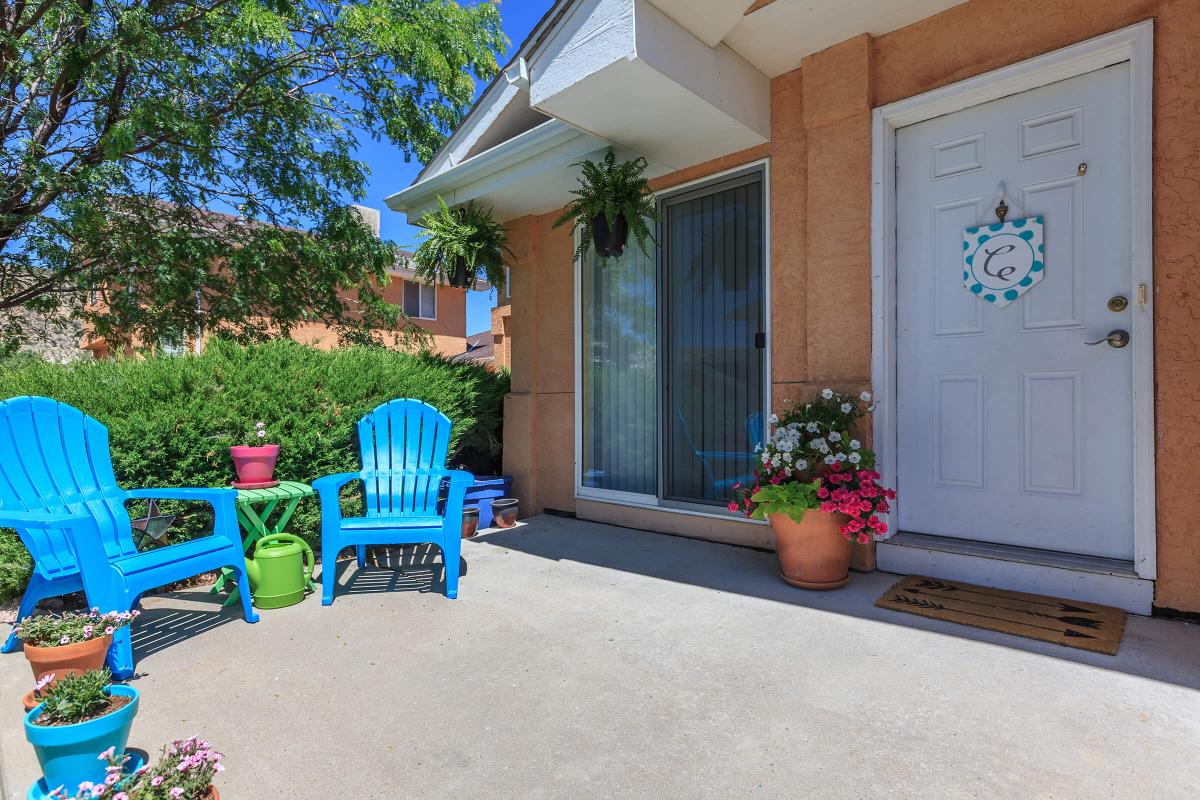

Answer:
[412,198,510,290]
[553,146,658,265]
[23,669,140,798]
[231,420,278,487]
[730,389,896,590]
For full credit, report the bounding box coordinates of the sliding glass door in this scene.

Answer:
[578,166,766,509]
[661,170,765,506]
[580,244,657,496]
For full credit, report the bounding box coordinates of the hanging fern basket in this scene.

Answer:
[591,213,630,258]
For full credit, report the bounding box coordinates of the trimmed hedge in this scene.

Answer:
[0,339,509,600]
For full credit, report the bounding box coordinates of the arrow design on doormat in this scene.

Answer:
[886,594,1100,640]
[912,578,1103,616]
[904,587,1105,629]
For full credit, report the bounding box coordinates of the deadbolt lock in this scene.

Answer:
[1107,295,1128,312]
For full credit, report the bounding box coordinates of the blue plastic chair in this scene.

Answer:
[0,397,257,678]
[313,399,474,605]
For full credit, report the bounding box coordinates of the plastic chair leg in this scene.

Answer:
[355,544,367,568]
[106,625,135,680]
[231,565,260,624]
[320,537,339,606]
[442,538,460,600]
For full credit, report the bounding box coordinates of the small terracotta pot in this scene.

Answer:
[491,498,518,528]
[461,507,480,539]
[22,690,43,712]
[208,786,220,800]
[23,634,113,682]
[230,444,279,484]
[768,510,852,590]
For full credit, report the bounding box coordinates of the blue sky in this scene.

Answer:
[351,1,553,335]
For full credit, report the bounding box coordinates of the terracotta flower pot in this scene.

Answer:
[768,510,852,590]
[209,786,220,800]
[230,444,279,484]
[23,634,113,682]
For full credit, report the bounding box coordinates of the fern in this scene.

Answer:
[553,147,658,266]
[412,199,511,291]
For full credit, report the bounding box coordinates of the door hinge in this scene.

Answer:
[754,332,766,349]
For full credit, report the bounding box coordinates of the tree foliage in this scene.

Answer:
[0,0,505,351]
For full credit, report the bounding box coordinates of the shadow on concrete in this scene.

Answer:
[325,544,468,598]
[475,517,1200,690]
[131,592,240,665]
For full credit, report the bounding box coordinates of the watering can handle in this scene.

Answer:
[254,533,315,585]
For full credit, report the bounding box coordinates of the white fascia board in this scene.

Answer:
[528,0,637,108]
[633,0,769,140]
[421,77,527,181]
[644,0,755,48]
[385,119,608,222]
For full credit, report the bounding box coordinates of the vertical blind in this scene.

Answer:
[581,243,657,495]
[662,172,765,505]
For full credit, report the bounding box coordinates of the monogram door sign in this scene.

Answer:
[962,215,1044,308]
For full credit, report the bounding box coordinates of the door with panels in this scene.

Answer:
[895,64,1134,560]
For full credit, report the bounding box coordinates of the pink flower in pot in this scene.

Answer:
[230,421,279,484]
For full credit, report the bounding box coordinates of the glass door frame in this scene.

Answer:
[573,158,772,518]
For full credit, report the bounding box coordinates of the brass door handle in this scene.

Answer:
[1085,329,1130,348]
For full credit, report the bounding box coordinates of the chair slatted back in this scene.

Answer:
[357,399,452,517]
[0,397,135,576]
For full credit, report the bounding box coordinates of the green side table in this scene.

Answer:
[212,480,315,607]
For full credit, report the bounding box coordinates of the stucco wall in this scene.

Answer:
[501,0,1200,612]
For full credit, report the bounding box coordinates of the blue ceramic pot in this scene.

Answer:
[463,475,513,529]
[24,684,139,799]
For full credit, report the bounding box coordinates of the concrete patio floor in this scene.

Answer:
[2,515,1198,799]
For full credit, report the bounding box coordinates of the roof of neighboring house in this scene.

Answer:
[451,331,494,364]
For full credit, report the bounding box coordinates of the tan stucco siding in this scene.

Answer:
[501,0,1200,612]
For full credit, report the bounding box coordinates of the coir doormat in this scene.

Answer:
[876,575,1126,655]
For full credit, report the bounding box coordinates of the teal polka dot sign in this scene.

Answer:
[963,216,1044,309]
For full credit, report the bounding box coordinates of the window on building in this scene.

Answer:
[403,280,437,320]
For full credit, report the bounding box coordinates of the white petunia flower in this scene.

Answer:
[761,452,770,464]
[828,431,841,442]
[768,413,779,425]
[809,437,825,449]
[820,444,830,454]
[860,391,872,402]
[821,388,834,400]
[795,459,808,471]
[848,452,862,464]
[806,422,819,433]
[849,439,861,450]
[824,454,837,465]
[840,403,853,413]
[835,452,847,461]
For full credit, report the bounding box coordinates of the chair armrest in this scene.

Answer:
[0,509,92,529]
[125,487,237,503]
[440,470,475,528]
[312,472,361,497]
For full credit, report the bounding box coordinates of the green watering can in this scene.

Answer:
[243,533,314,609]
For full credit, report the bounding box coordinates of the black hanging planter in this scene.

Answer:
[448,256,471,288]
[590,213,629,259]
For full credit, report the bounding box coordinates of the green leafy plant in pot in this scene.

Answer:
[554,146,658,265]
[413,198,510,290]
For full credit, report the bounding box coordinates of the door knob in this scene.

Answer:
[1085,329,1130,348]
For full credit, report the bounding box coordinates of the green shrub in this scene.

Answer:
[0,339,509,600]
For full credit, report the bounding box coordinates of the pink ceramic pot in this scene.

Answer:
[230,444,279,484]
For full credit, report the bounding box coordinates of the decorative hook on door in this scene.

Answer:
[995,183,1009,224]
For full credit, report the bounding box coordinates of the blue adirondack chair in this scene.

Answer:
[313,399,473,605]
[0,397,258,678]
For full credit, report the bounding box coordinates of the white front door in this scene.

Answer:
[895,63,1134,560]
